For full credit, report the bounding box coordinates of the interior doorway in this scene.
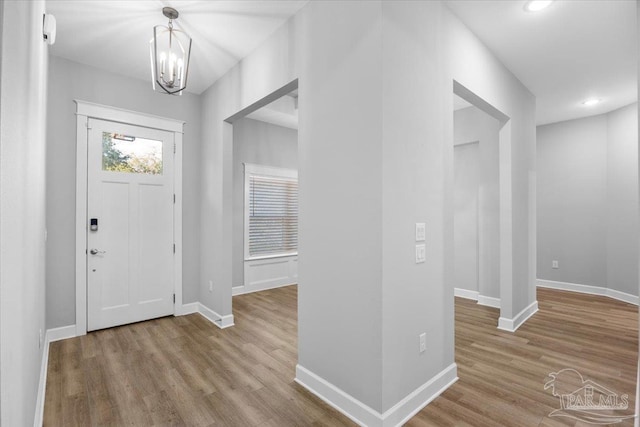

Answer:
[232,91,299,296]
[223,80,299,301]
[452,81,514,328]
[452,93,501,310]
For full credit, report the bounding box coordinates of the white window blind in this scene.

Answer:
[246,168,298,258]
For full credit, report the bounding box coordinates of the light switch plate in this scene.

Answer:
[415,244,426,263]
[415,223,426,241]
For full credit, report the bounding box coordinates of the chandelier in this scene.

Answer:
[150,7,192,95]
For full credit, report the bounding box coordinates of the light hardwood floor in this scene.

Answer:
[408,289,637,427]
[44,286,637,426]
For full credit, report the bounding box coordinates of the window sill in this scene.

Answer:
[245,253,298,262]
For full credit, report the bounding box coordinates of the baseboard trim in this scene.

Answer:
[537,279,639,306]
[177,302,199,315]
[454,288,500,309]
[198,303,235,329]
[47,325,77,342]
[454,288,479,300]
[498,300,538,332]
[295,365,382,426]
[35,325,78,426]
[477,295,500,308]
[232,282,296,296]
[295,363,458,427]
[382,363,458,426]
[608,288,639,305]
[34,340,49,427]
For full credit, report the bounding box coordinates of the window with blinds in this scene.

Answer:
[246,171,298,258]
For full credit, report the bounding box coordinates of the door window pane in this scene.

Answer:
[102,132,163,175]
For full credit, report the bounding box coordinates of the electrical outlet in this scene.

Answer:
[415,223,426,242]
[552,260,559,269]
[209,280,213,292]
[415,244,426,264]
[419,333,426,353]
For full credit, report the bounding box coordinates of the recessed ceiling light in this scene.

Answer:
[524,0,554,12]
[582,98,601,107]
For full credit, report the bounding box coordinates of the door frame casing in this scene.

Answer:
[74,100,184,336]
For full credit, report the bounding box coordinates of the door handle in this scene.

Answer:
[90,249,106,255]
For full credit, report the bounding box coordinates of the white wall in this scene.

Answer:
[606,104,639,296]
[0,2,4,415]
[537,115,608,286]
[301,1,386,411]
[46,56,203,328]
[232,117,298,287]
[453,106,501,299]
[379,1,536,411]
[198,0,535,421]
[537,103,638,297]
[454,142,480,292]
[0,1,48,424]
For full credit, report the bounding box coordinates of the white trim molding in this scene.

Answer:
[454,288,501,309]
[382,364,459,427]
[74,100,185,133]
[74,101,184,335]
[34,325,77,426]
[47,325,77,343]
[477,295,501,309]
[295,365,381,427]
[454,288,479,300]
[498,300,539,332]
[197,303,235,329]
[537,279,639,306]
[34,342,49,427]
[176,302,199,316]
[232,282,296,296]
[294,363,458,427]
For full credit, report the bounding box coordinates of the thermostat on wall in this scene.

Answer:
[43,14,56,45]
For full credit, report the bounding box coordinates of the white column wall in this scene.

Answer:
[199,0,536,421]
[0,1,49,424]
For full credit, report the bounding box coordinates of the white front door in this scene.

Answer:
[87,118,175,331]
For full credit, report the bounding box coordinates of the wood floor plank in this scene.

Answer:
[44,286,637,426]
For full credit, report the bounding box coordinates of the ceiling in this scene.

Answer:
[246,91,299,130]
[46,0,308,94]
[445,0,637,125]
[453,94,472,111]
[47,1,636,125]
